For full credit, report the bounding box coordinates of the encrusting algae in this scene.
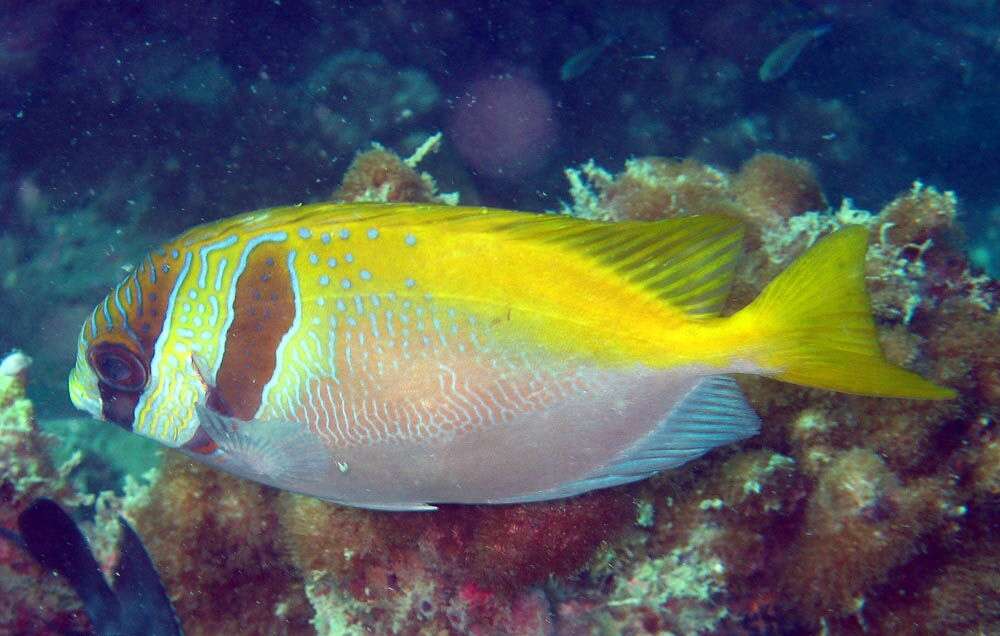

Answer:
[2,144,998,634]
[0,353,92,635]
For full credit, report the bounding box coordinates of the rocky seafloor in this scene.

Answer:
[1,144,997,635]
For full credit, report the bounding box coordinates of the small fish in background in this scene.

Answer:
[560,33,620,81]
[68,203,953,511]
[0,498,182,636]
[759,24,832,82]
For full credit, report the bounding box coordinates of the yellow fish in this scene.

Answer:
[69,203,953,510]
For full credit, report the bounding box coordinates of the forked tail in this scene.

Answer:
[735,225,954,399]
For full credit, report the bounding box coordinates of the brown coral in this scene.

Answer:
[602,157,742,222]
[466,493,632,589]
[333,137,455,205]
[277,491,615,632]
[131,454,313,636]
[881,181,958,246]
[732,153,827,226]
[780,449,953,617]
[0,358,91,635]
[280,490,631,593]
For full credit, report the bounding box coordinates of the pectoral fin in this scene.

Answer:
[188,405,336,495]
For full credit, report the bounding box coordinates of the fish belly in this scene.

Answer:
[276,356,704,506]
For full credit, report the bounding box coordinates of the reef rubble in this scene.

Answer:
[2,147,998,634]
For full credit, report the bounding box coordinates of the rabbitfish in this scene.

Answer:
[69,203,953,510]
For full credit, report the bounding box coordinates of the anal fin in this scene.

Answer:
[488,375,760,504]
[325,501,439,512]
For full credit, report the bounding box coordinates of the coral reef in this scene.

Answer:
[4,145,997,634]
[333,134,457,205]
[0,353,90,635]
[126,445,625,634]
[130,455,313,636]
[68,149,992,633]
[277,491,622,634]
[558,152,998,633]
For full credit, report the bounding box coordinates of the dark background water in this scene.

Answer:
[2,0,999,414]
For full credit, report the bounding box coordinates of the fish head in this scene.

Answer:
[69,325,150,428]
[70,246,214,448]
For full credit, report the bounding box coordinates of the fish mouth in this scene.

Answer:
[68,368,101,419]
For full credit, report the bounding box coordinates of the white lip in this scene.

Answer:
[68,368,102,419]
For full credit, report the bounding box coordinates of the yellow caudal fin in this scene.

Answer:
[738,225,955,399]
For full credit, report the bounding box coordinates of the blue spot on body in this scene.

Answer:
[171,249,180,259]
[404,234,417,246]
[319,275,330,286]
[404,278,416,288]
[367,228,379,239]
[336,299,347,312]
[321,232,331,244]
[344,252,355,263]
[327,258,337,268]
[309,253,319,265]
[339,229,350,240]
[298,228,312,239]
[341,278,352,289]
[360,269,372,281]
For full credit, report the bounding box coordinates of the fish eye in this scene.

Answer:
[87,343,147,392]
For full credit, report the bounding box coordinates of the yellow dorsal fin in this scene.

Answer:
[502,213,745,316]
[174,202,744,315]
